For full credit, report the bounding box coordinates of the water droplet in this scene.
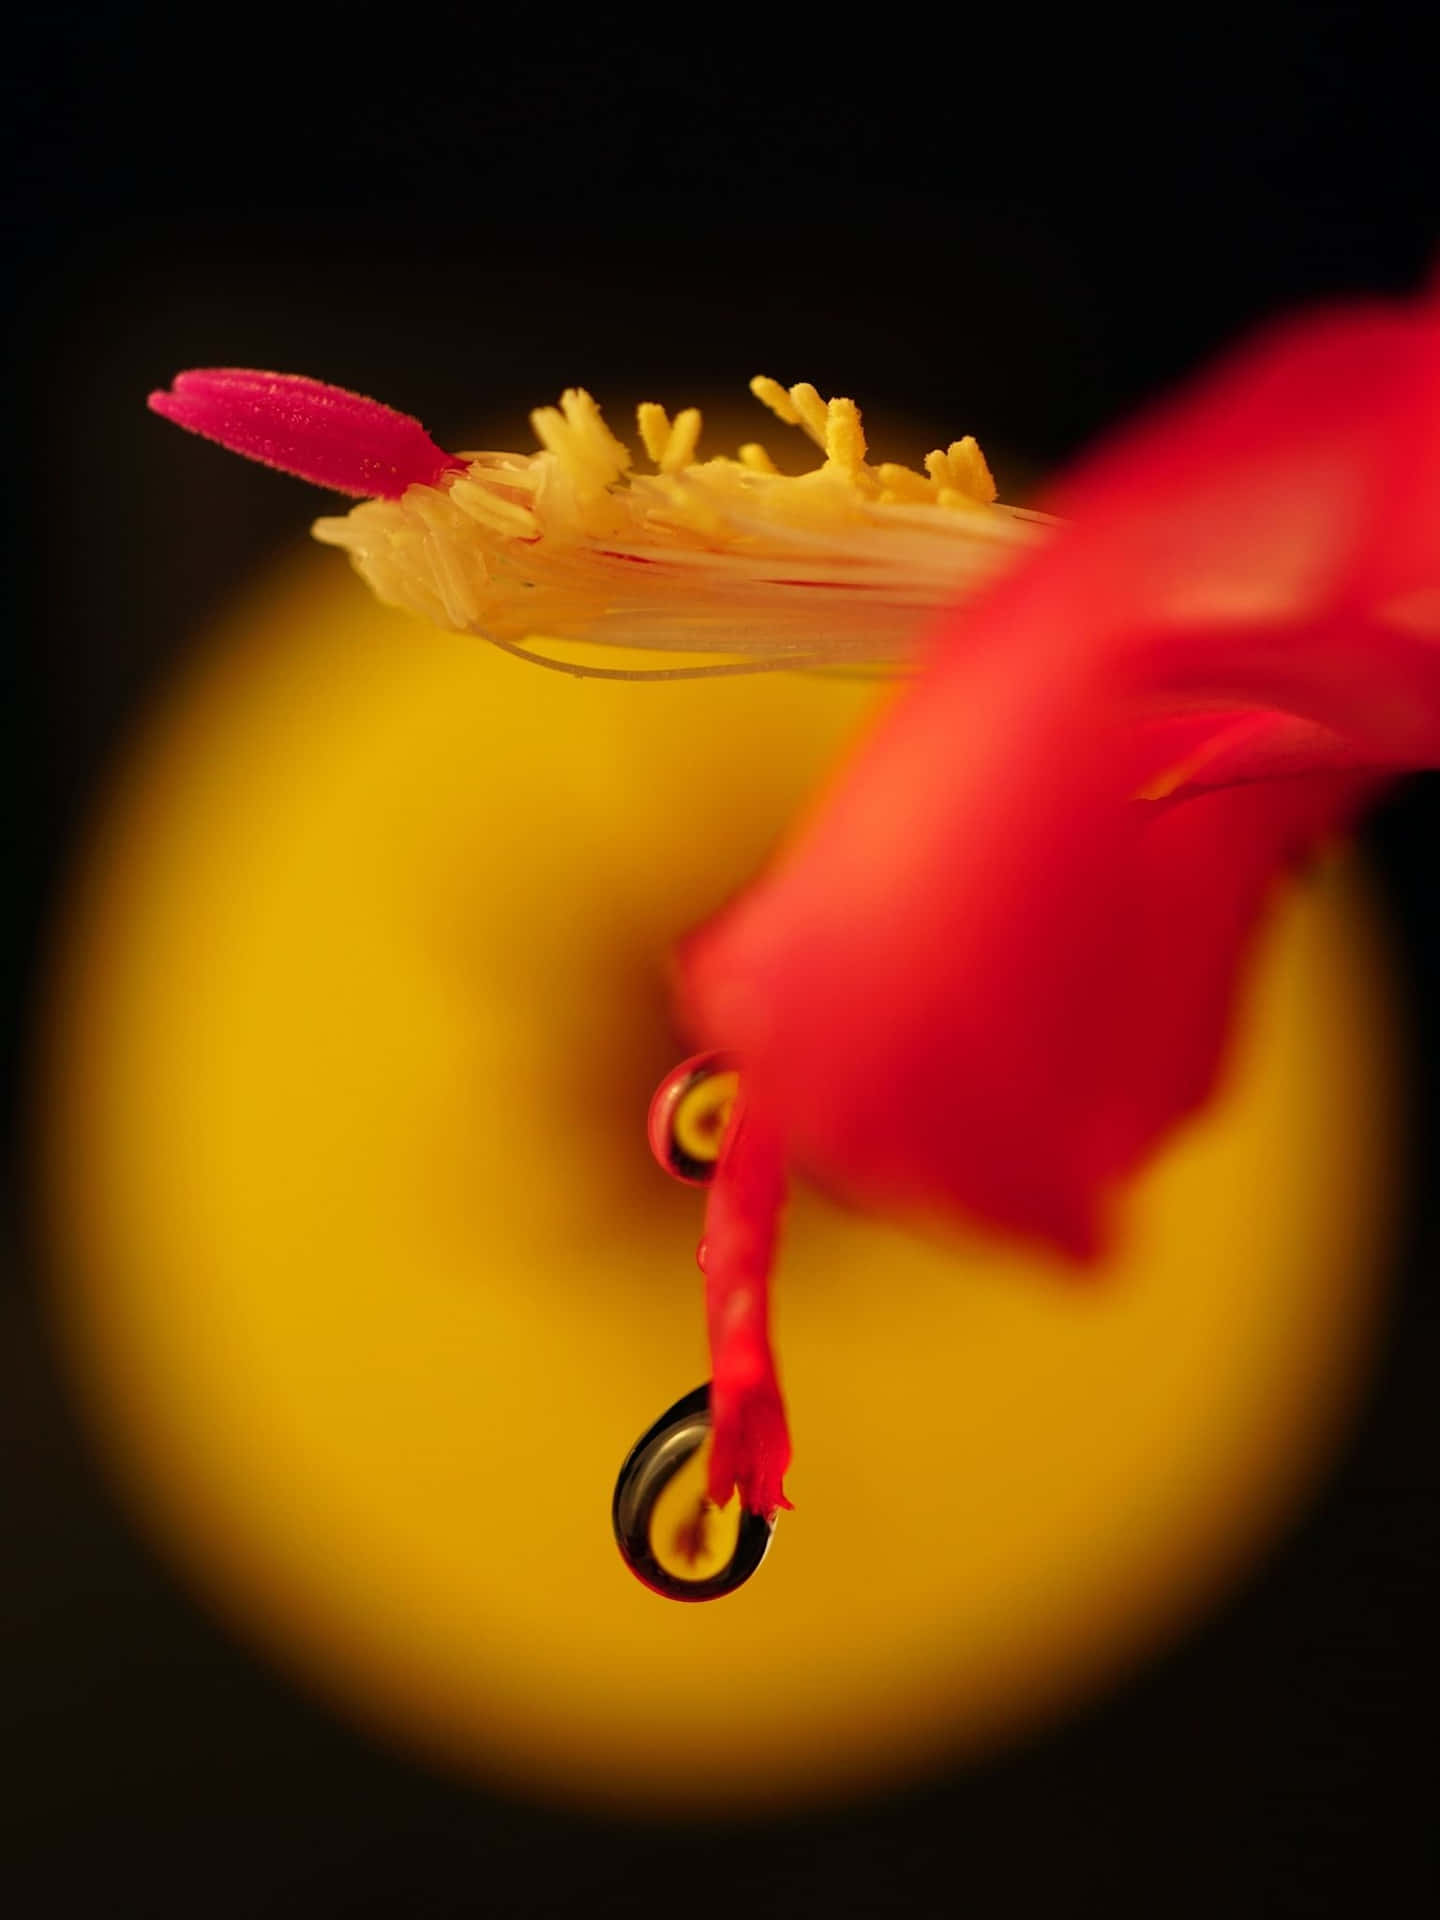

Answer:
[612,1384,775,1601]
[646,1052,741,1186]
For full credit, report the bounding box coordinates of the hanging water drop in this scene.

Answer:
[646,1051,741,1186]
[612,1384,776,1601]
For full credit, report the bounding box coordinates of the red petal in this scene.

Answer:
[700,1099,792,1513]
[677,287,1440,1255]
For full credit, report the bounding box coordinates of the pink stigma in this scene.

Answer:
[147,368,466,499]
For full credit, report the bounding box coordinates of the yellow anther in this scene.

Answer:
[737,442,779,473]
[823,397,867,476]
[786,383,831,449]
[528,404,570,459]
[637,402,672,466]
[946,436,998,504]
[749,376,801,425]
[560,388,632,482]
[660,407,703,474]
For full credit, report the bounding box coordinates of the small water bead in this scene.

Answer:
[612,1385,776,1601]
[647,1052,741,1186]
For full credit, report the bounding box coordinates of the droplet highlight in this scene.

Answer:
[612,1384,776,1601]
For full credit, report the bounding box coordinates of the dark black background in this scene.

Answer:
[6,6,1438,1915]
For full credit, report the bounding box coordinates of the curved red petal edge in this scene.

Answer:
[147,368,465,498]
[677,284,1440,1261]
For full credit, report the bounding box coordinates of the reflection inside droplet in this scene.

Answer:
[671,1068,738,1168]
[612,1384,776,1601]
[646,1052,741,1186]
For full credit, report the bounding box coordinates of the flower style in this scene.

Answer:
[149,286,1440,1520]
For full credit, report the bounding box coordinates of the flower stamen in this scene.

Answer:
[310,377,1050,674]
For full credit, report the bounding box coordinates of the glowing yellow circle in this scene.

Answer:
[41,554,1397,1815]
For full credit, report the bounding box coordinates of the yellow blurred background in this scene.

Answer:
[39,545,1399,1815]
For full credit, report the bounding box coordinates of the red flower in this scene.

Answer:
[679,287,1440,1508]
[149,288,1440,1523]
